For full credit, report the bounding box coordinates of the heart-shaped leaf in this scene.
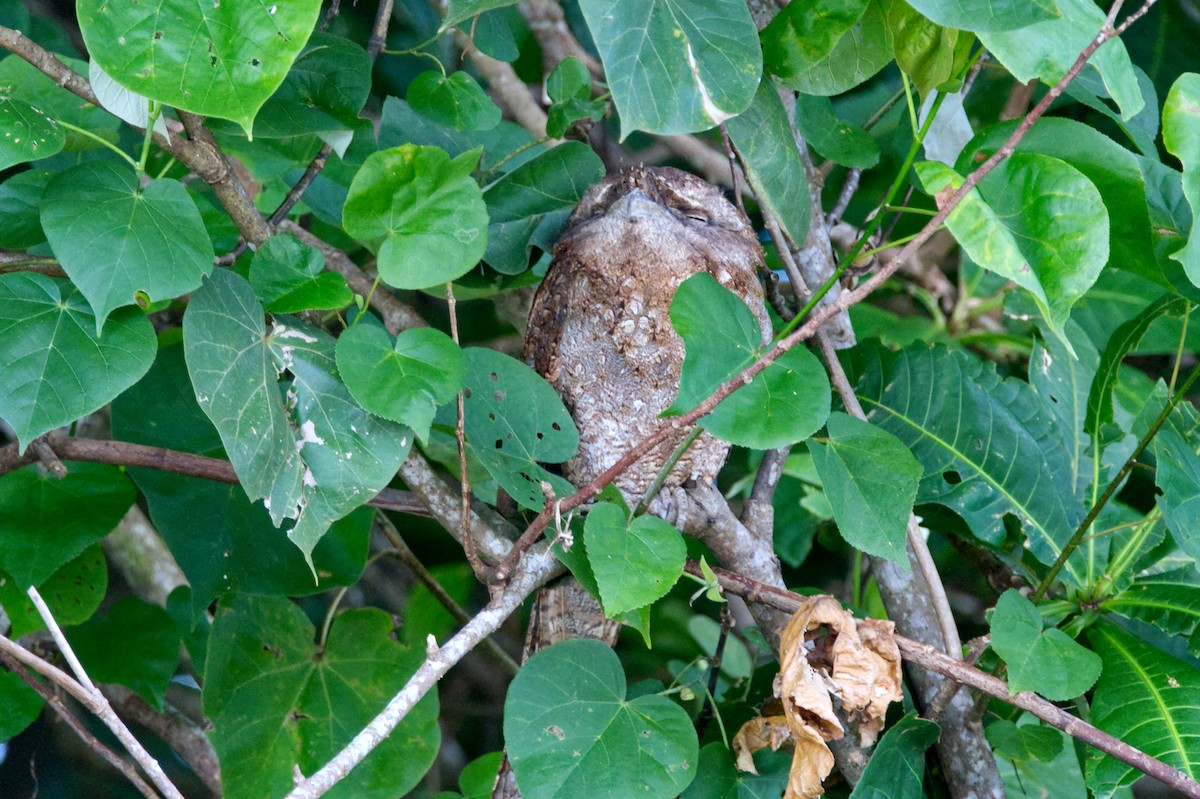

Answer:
[0,273,156,449]
[41,161,214,332]
[990,589,1101,700]
[343,145,489,289]
[77,0,323,136]
[337,323,466,442]
[504,639,698,799]
[584,502,686,616]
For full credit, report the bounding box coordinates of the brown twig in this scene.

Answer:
[446,282,488,581]
[28,435,67,479]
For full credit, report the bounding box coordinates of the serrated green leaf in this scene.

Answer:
[462,347,578,510]
[979,0,1141,120]
[671,273,830,449]
[343,145,488,289]
[70,597,179,709]
[903,0,1057,32]
[0,669,42,742]
[0,93,64,169]
[809,413,921,566]
[916,153,1108,345]
[1164,72,1200,287]
[337,324,466,442]
[725,78,812,245]
[41,161,214,332]
[440,0,521,30]
[0,463,133,588]
[849,712,939,799]
[768,0,893,96]
[0,545,108,639]
[77,0,323,136]
[504,639,698,799]
[1154,427,1200,564]
[850,343,1083,580]
[0,273,157,450]
[183,269,411,564]
[985,719,1063,763]
[249,234,352,313]
[1086,621,1200,796]
[990,590,1101,700]
[577,0,761,138]
[1101,569,1200,656]
[204,595,439,799]
[409,70,502,132]
[483,141,605,274]
[584,502,686,616]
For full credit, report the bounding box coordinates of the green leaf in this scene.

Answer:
[504,639,698,799]
[985,719,1063,763]
[183,269,411,564]
[809,413,921,566]
[0,54,120,151]
[577,0,761,138]
[584,502,687,616]
[681,745,791,799]
[1029,320,1099,499]
[459,752,505,799]
[462,347,579,510]
[990,590,1101,700]
[336,324,466,442]
[670,273,831,449]
[343,145,488,289]
[768,0,894,96]
[0,169,51,249]
[546,95,609,139]
[250,33,371,157]
[204,595,440,799]
[979,0,1142,120]
[379,97,541,174]
[77,0,323,136]
[795,94,880,170]
[482,141,606,274]
[1101,569,1200,656]
[687,615,752,679]
[1154,427,1200,564]
[1086,621,1200,796]
[761,0,868,81]
[0,463,133,588]
[0,273,156,450]
[725,78,812,246]
[249,234,352,313]
[902,0,1058,32]
[70,597,179,709]
[0,93,64,170]
[0,544,108,639]
[409,70,503,132]
[916,153,1109,345]
[849,712,939,799]
[0,669,42,742]
[41,161,214,332]
[88,59,171,139]
[849,344,1083,580]
[1164,72,1200,287]
[547,57,592,103]
[440,0,521,30]
[884,0,974,95]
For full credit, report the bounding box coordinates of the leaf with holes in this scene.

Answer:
[0,273,156,450]
[77,0,322,136]
[504,639,698,799]
[584,502,686,616]
[0,93,64,170]
[249,235,352,313]
[343,145,489,289]
[337,323,466,442]
[462,347,578,510]
[41,160,214,333]
[990,590,1100,700]
[577,0,761,138]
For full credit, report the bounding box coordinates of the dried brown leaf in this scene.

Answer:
[732,715,791,773]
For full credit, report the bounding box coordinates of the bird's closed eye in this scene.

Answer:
[680,208,709,224]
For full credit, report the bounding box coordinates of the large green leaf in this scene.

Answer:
[850,343,1083,581]
[41,161,214,332]
[183,269,411,564]
[916,153,1108,345]
[77,0,323,136]
[1086,621,1200,796]
[1154,427,1200,564]
[809,413,921,566]
[725,79,812,246]
[70,597,179,709]
[1164,72,1200,287]
[769,0,894,96]
[979,0,1142,120]
[902,0,1057,32]
[0,93,64,170]
[670,273,831,449]
[204,595,439,799]
[849,712,939,799]
[408,70,502,132]
[584,502,687,616]
[1101,569,1200,656]
[504,639,698,799]
[0,273,156,450]
[0,463,133,588]
[990,590,1101,700]
[577,0,761,138]
[461,347,578,510]
[343,145,489,289]
[482,141,605,275]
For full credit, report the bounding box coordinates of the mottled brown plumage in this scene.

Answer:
[524,165,770,504]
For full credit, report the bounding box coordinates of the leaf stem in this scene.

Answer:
[54,120,137,169]
[135,101,161,179]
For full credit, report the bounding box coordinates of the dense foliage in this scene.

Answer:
[0,0,1198,798]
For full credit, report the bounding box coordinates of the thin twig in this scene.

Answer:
[828,168,862,223]
[29,436,67,479]
[446,282,487,580]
